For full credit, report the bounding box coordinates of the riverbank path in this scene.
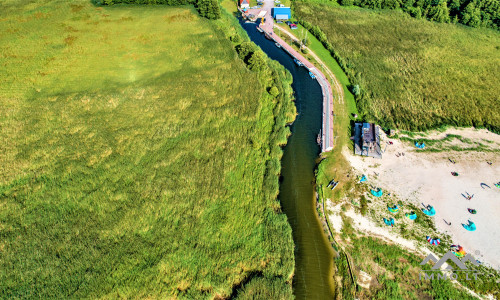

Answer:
[246,0,334,152]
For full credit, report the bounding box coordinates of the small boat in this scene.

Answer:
[256,26,263,33]
[294,58,303,67]
[331,181,339,190]
[327,178,336,188]
[275,42,281,48]
[309,71,316,80]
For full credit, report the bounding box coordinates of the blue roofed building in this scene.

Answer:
[272,7,291,20]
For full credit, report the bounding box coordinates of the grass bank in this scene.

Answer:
[0,1,295,298]
[294,3,500,132]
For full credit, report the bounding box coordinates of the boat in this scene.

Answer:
[309,71,316,80]
[256,26,263,33]
[331,181,339,190]
[275,42,281,48]
[317,130,321,145]
[294,58,303,67]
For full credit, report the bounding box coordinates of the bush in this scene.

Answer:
[97,0,221,20]
[196,0,221,20]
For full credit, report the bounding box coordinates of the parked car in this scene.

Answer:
[276,20,283,24]
[279,4,285,7]
[285,21,292,25]
[290,24,298,29]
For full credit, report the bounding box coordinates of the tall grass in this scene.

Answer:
[0,1,295,298]
[294,3,500,132]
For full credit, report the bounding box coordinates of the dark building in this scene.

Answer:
[353,122,381,158]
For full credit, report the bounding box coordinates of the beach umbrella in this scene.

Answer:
[462,220,476,231]
[405,212,417,220]
[383,218,395,226]
[422,205,436,216]
[451,245,466,258]
[388,205,398,213]
[370,188,383,197]
[426,236,440,246]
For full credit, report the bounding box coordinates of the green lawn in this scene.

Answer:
[0,1,294,298]
[294,3,500,132]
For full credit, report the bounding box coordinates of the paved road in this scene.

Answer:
[245,0,334,152]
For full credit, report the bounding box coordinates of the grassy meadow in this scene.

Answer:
[294,3,500,132]
[0,1,295,298]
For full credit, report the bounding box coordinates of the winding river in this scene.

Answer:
[242,23,336,299]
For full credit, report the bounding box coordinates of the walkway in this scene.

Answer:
[246,0,334,152]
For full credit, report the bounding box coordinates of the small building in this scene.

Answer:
[353,122,381,158]
[240,0,249,9]
[272,7,291,20]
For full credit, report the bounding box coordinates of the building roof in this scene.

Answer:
[272,7,291,18]
[240,0,249,5]
[362,122,374,143]
[353,122,381,158]
[275,14,289,19]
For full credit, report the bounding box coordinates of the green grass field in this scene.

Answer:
[294,3,500,132]
[0,1,295,298]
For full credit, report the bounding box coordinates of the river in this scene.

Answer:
[242,23,336,299]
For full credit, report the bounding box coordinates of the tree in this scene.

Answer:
[196,0,221,20]
[461,2,481,27]
[340,0,354,5]
[268,86,280,97]
[302,37,311,47]
[236,42,256,63]
[409,6,423,18]
[248,50,267,72]
[448,0,462,17]
[352,84,361,96]
[428,0,450,22]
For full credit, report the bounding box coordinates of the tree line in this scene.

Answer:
[94,0,221,19]
[338,0,499,30]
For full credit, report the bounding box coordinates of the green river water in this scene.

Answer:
[243,23,337,299]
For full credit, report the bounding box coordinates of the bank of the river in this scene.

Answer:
[241,21,338,299]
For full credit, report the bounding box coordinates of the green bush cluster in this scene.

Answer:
[95,0,221,20]
[338,0,500,30]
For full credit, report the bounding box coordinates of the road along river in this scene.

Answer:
[242,22,336,299]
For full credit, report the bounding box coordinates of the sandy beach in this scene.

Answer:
[345,127,500,270]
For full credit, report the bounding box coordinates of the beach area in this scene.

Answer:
[343,127,500,270]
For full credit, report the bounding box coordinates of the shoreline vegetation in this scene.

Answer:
[0,1,296,298]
